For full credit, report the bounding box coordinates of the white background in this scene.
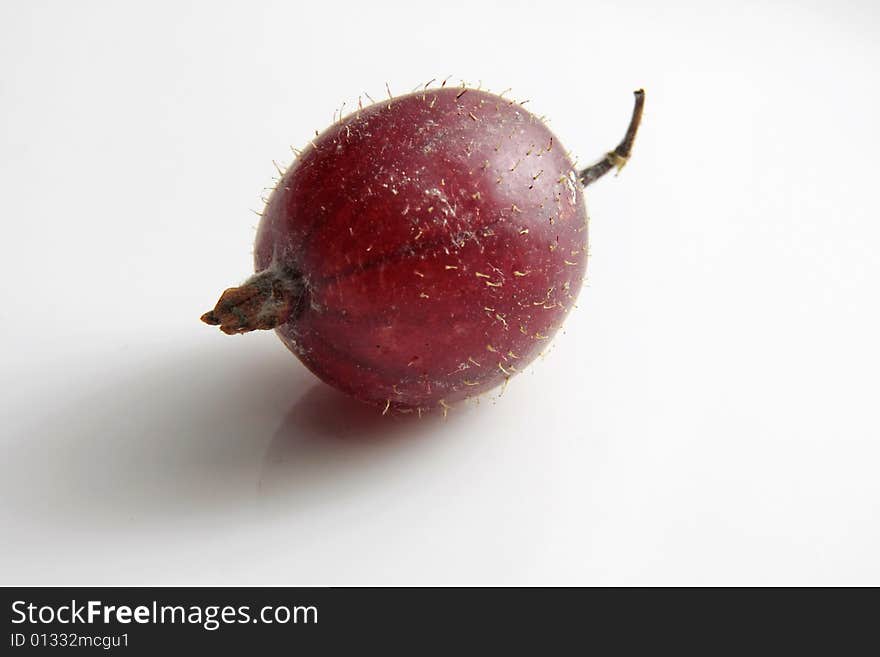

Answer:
[2,0,878,585]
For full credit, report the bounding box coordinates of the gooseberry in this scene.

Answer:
[202,86,644,413]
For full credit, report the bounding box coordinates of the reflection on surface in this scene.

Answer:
[258,384,452,506]
[34,342,462,532]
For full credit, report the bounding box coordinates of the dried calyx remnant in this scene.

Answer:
[201,89,645,336]
[201,265,305,335]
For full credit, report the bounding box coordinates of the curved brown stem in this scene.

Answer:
[201,267,305,335]
[578,89,645,187]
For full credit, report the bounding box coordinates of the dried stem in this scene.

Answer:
[578,89,645,187]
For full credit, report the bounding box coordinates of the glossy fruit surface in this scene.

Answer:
[203,87,644,412]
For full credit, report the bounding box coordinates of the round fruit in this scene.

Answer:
[203,86,644,413]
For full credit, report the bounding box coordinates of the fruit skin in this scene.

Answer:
[254,87,587,412]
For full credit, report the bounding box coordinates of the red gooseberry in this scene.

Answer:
[202,86,644,414]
